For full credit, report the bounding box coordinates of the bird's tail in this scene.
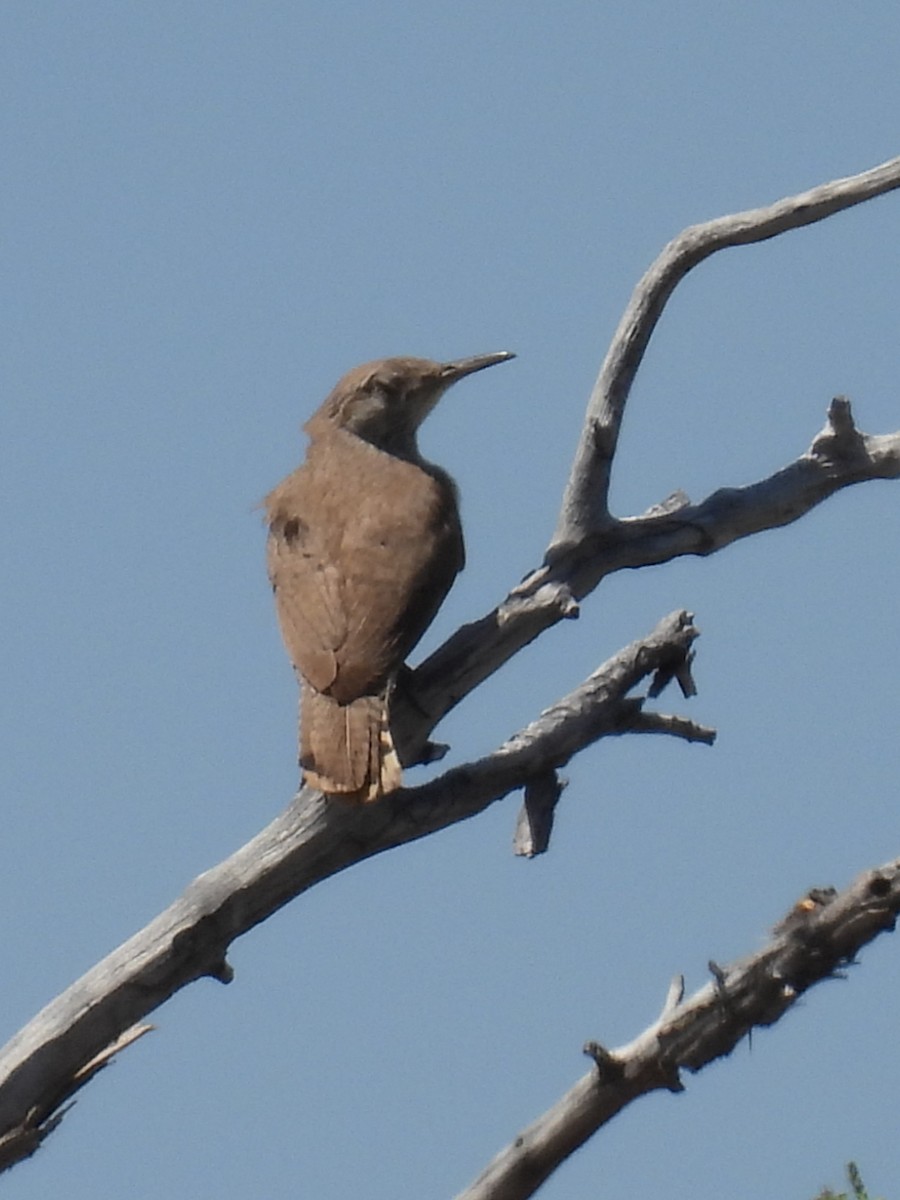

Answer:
[299,684,402,803]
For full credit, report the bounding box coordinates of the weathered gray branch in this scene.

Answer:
[455,865,900,1200]
[398,396,900,764]
[398,158,900,765]
[513,772,565,858]
[551,154,900,546]
[0,613,703,1169]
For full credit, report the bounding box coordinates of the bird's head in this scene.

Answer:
[311,352,515,458]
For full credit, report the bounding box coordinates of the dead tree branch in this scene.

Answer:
[395,158,900,764]
[552,154,900,546]
[0,613,705,1169]
[397,395,900,764]
[455,866,900,1200]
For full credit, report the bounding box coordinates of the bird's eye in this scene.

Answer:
[372,379,400,403]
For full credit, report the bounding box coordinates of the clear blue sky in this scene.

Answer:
[3,4,900,1197]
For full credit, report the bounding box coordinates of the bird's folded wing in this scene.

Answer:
[265,434,463,702]
[265,472,346,693]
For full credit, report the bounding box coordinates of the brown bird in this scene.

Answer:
[265,351,515,802]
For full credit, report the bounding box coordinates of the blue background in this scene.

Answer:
[3,4,899,1197]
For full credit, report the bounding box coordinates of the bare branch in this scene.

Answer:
[0,1024,151,1173]
[549,397,900,599]
[454,863,900,1200]
[551,155,900,546]
[0,613,705,1167]
[398,396,900,763]
[625,711,716,744]
[513,772,565,858]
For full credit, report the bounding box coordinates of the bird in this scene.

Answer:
[264,351,515,802]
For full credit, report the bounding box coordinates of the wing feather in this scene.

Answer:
[264,428,462,703]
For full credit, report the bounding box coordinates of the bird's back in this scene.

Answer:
[265,425,463,704]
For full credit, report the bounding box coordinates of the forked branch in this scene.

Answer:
[0,613,705,1169]
[552,154,900,545]
[455,865,900,1200]
[399,159,900,760]
[399,394,900,764]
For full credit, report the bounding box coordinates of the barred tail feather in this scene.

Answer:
[300,684,402,803]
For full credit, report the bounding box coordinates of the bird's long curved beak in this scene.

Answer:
[441,350,516,381]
